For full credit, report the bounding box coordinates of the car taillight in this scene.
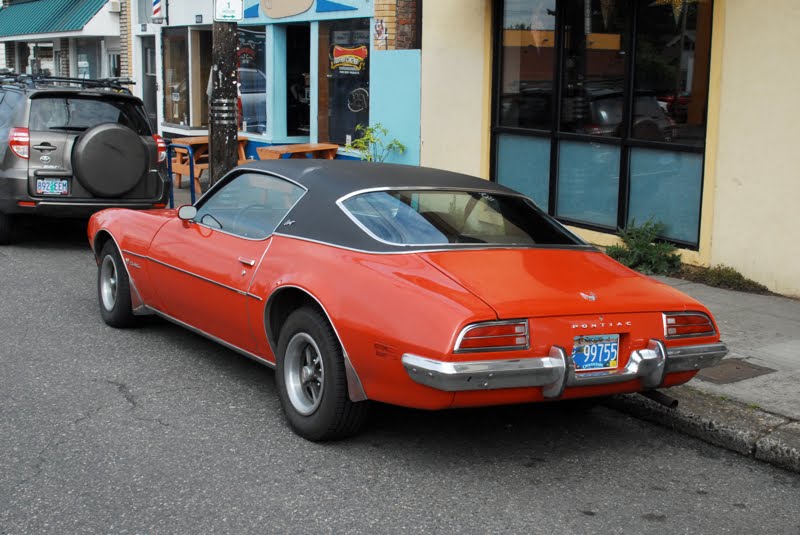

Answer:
[455,320,529,353]
[9,127,29,159]
[153,134,167,163]
[664,312,716,338]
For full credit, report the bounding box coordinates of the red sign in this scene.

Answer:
[330,45,368,73]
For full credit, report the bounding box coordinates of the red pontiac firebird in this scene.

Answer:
[88,160,727,440]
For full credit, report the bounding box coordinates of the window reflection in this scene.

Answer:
[498,0,556,130]
[561,0,629,137]
[635,0,712,146]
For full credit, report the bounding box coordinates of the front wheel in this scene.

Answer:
[276,307,369,441]
[97,241,136,328]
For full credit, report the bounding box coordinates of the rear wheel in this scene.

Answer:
[0,211,11,245]
[98,241,136,328]
[276,307,369,441]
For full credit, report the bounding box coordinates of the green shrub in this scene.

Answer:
[679,265,771,294]
[606,220,681,275]
[346,123,406,163]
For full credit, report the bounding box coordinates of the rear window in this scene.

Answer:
[28,96,151,135]
[340,190,583,247]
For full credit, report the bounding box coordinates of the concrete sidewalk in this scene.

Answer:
[609,276,800,473]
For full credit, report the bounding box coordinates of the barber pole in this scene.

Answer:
[153,0,162,17]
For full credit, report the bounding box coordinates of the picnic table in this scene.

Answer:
[170,135,250,196]
[256,143,339,160]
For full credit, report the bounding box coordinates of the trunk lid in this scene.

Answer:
[418,248,700,319]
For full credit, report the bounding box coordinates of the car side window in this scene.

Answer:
[194,171,305,239]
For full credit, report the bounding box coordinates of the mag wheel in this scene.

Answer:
[98,241,136,328]
[276,306,368,441]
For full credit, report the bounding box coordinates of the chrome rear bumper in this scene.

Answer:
[401,341,727,398]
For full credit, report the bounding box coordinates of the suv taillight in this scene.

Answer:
[153,134,167,163]
[454,320,529,353]
[9,127,29,159]
[664,312,716,338]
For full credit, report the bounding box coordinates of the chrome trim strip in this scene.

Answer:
[271,232,596,256]
[334,186,589,249]
[453,319,530,354]
[190,170,309,241]
[264,285,368,402]
[146,256,263,301]
[146,306,274,369]
[401,339,726,396]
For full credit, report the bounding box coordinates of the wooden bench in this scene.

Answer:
[256,143,339,160]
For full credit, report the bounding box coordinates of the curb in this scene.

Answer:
[603,385,800,474]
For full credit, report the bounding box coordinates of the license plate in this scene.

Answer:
[36,178,69,196]
[572,334,619,372]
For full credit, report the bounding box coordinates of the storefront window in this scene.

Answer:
[237,26,267,134]
[163,28,189,126]
[498,0,555,130]
[76,39,100,80]
[492,0,714,247]
[318,19,370,145]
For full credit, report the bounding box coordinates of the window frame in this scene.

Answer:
[193,170,308,241]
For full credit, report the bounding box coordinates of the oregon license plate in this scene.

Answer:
[36,178,69,196]
[572,334,620,372]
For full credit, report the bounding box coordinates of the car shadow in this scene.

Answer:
[9,215,90,250]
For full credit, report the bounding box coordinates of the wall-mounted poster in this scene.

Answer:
[259,0,313,19]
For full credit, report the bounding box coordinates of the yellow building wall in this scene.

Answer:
[710,0,800,296]
[420,0,492,178]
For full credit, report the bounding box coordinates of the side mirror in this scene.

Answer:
[177,205,197,221]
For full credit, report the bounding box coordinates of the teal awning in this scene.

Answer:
[0,0,108,38]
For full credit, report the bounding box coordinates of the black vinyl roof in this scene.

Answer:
[236,159,526,253]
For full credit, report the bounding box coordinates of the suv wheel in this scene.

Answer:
[0,211,12,245]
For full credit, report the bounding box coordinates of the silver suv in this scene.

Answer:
[0,76,169,244]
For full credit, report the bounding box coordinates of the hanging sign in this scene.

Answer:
[215,0,244,21]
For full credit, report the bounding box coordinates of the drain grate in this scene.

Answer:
[695,358,775,384]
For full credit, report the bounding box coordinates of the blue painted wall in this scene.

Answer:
[369,50,421,166]
[243,0,372,23]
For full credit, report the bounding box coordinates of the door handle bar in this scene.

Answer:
[238,257,256,266]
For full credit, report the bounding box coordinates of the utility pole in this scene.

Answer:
[209,0,243,186]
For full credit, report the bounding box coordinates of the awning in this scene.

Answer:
[0,0,108,38]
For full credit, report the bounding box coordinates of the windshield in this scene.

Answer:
[341,190,583,247]
[28,96,151,135]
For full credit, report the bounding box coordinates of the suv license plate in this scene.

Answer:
[36,178,69,196]
[572,335,619,372]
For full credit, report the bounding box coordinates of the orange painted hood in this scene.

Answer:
[418,248,703,319]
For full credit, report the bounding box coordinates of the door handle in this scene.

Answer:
[33,144,57,152]
[238,257,256,266]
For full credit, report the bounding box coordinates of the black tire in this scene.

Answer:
[275,307,369,441]
[0,211,11,245]
[97,241,136,328]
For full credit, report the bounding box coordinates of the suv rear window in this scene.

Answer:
[341,190,583,247]
[28,96,151,135]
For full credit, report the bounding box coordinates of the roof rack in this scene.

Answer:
[0,74,136,94]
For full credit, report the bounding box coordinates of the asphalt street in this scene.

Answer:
[1,217,799,535]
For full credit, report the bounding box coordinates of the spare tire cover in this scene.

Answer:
[72,123,149,198]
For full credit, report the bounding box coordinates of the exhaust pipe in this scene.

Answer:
[640,389,679,409]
